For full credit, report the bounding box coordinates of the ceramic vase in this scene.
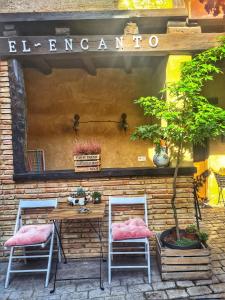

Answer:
[153,146,170,168]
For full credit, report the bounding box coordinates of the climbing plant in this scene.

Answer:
[132,37,225,240]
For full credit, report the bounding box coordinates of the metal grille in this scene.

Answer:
[26,150,45,173]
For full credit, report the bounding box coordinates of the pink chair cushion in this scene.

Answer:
[124,218,146,227]
[112,218,154,241]
[4,224,53,247]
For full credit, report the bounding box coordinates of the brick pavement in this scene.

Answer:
[0,207,225,300]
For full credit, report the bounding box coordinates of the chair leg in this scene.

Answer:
[45,232,55,287]
[56,228,62,263]
[23,247,27,264]
[146,242,151,284]
[108,242,111,284]
[5,247,14,288]
[145,243,147,261]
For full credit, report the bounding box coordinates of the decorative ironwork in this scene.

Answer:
[72,113,128,132]
[213,171,225,204]
[193,169,210,230]
[193,170,210,206]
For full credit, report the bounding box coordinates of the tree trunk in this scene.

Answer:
[171,141,183,240]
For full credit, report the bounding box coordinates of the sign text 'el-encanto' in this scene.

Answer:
[6,35,159,55]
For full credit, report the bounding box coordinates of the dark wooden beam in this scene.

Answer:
[0,9,188,23]
[3,24,17,37]
[13,167,197,182]
[9,59,27,174]
[0,33,223,58]
[81,56,96,76]
[55,27,71,35]
[167,20,202,34]
[188,18,225,27]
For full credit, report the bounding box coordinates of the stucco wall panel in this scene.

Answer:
[25,67,164,170]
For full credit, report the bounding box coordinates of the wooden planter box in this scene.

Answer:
[156,234,212,280]
[74,154,101,172]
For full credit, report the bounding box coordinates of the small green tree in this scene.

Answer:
[132,38,225,240]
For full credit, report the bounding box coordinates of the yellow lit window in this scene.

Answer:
[118,0,173,9]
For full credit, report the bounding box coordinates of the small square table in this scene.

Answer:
[47,202,106,293]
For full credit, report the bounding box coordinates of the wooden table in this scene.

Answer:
[47,202,106,293]
[47,202,106,220]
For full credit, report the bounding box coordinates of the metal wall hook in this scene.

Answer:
[119,113,128,131]
[73,114,80,132]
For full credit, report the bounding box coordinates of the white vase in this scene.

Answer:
[153,146,170,168]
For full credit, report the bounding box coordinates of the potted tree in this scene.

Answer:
[132,38,225,248]
[132,37,225,279]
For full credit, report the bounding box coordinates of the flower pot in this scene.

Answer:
[185,232,198,240]
[93,197,101,204]
[74,154,101,172]
[160,227,201,250]
[67,196,86,206]
[156,234,212,280]
[153,146,170,168]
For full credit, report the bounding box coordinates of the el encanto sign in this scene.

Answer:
[0,35,159,56]
[0,33,221,57]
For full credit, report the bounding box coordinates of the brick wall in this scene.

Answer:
[0,60,195,260]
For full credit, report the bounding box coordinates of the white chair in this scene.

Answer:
[214,172,225,204]
[4,199,58,288]
[108,195,151,284]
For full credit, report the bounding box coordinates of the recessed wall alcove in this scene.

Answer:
[25,56,167,170]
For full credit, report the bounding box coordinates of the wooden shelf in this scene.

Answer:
[13,166,196,182]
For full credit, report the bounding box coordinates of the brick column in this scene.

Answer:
[0,60,14,185]
[0,60,16,257]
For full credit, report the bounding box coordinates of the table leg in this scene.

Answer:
[50,220,67,294]
[98,219,104,290]
[99,221,106,263]
[53,220,67,263]
[88,219,104,290]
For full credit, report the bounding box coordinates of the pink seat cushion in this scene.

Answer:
[112,218,154,241]
[124,218,146,227]
[4,224,53,247]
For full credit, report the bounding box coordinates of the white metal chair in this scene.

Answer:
[108,195,151,284]
[5,199,58,288]
[214,172,225,204]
